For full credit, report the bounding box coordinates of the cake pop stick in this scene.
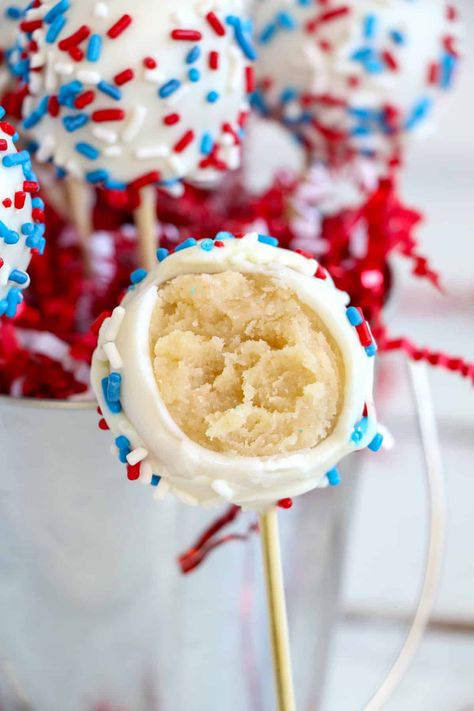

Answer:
[132,186,158,272]
[261,507,295,711]
[0,107,45,318]
[91,232,383,709]
[65,176,93,274]
[20,0,255,269]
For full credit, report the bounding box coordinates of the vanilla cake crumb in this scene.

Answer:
[150,272,343,457]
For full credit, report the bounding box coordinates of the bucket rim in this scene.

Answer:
[0,395,96,411]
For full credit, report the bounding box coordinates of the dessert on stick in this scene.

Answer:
[91,233,380,508]
[0,106,44,318]
[0,1,27,97]
[20,0,255,268]
[252,0,461,167]
[91,232,382,711]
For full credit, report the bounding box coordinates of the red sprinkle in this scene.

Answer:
[114,68,134,86]
[173,130,195,154]
[278,499,294,510]
[206,11,226,37]
[127,463,141,481]
[209,50,219,70]
[91,109,125,122]
[163,113,180,126]
[107,14,132,39]
[171,29,203,41]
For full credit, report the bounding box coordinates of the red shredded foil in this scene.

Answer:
[178,505,258,575]
[0,168,472,400]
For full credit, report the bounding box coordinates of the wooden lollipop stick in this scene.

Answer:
[133,185,159,271]
[260,507,296,711]
[65,176,93,275]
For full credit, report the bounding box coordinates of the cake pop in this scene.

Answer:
[0,2,27,96]
[20,0,256,193]
[0,107,44,318]
[252,0,462,165]
[91,232,382,510]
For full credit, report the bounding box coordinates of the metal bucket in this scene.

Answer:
[0,396,357,711]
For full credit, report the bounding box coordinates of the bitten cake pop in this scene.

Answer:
[20,0,255,192]
[91,232,382,510]
[0,107,44,318]
[252,0,461,165]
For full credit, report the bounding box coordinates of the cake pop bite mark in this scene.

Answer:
[91,232,381,510]
[0,107,45,318]
[251,0,462,166]
[19,0,256,192]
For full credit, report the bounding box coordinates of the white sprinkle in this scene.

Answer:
[211,480,235,501]
[144,69,166,84]
[121,105,147,143]
[93,2,109,18]
[54,61,74,76]
[36,134,56,163]
[102,342,123,370]
[76,70,101,85]
[103,306,126,341]
[92,126,118,145]
[135,145,170,160]
[126,448,148,467]
[104,145,123,157]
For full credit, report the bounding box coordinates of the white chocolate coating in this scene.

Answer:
[20,0,255,191]
[252,0,462,164]
[91,233,379,510]
[0,111,44,318]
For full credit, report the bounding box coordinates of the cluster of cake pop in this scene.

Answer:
[252,0,462,166]
[0,106,45,318]
[92,232,382,510]
[17,0,256,196]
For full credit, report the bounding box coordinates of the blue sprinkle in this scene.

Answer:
[98,80,121,100]
[87,33,102,62]
[200,239,214,251]
[226,15,258,61]
[259,22,277,44]
[115,435,131,464]
[102,377,122,414]
[277,11,297,30]
[157,247,169,262]
[175,237,197,252]
[365,343,378,357]
[188,67,200,83]
[159,79,181,99]
[363,14,378,39]
[186,46,201,64]
[200,132,213,155]
[327,468,341,487]
[3,150,30,168]
[368,433,384,452]
[346,306,363,326]
[258,234,279,247]
[150,475,161,487]
[351,417,369,445]
[63,113,89,132]
[107,372,122,404]
[43,0,70,24]
[207,90,219,103]
[46,15,66,43]
[75,142,100,160]
[215,231,234,240]
[130,268,147,285]
[9,269,29,285]
[86,168,109,184]
[390,29,405,45]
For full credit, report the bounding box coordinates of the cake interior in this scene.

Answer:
[150,271,343,457]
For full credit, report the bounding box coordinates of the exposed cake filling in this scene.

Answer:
[150,271,343,457]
